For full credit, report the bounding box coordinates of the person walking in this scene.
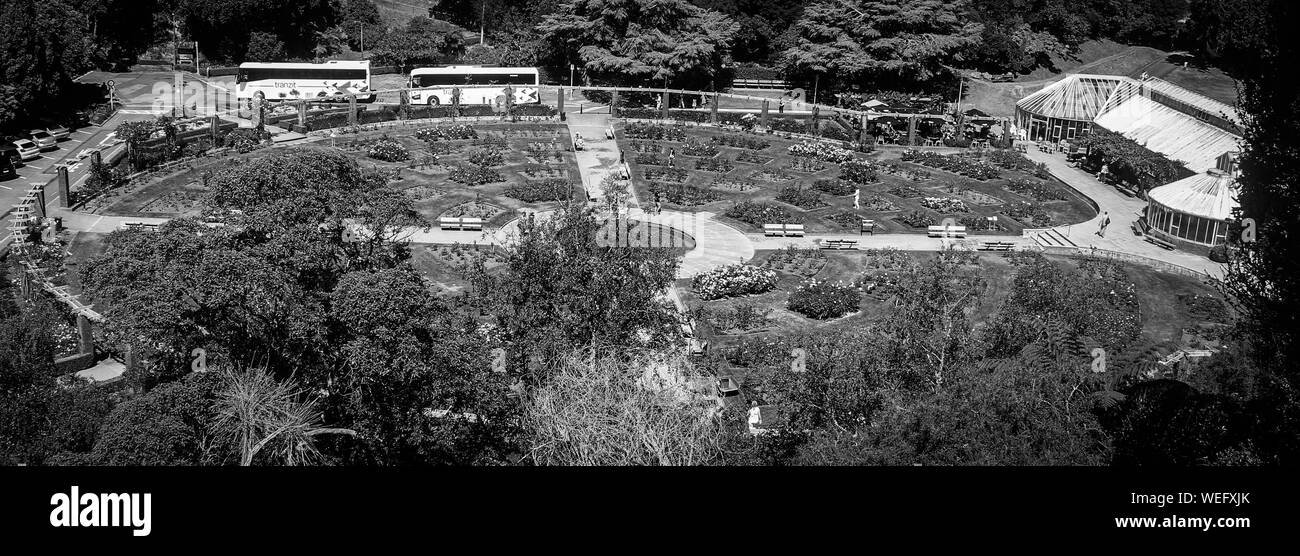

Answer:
[779,97,786,114]
[1097,211,1111,237]
[668,148,676,168]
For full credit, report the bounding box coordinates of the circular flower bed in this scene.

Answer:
[692,264,778,301]
[788,279,861,319]
[416,124,477,141]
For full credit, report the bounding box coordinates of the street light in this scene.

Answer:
[570,64,575,88]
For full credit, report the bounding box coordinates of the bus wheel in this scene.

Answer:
[428,97,440,106]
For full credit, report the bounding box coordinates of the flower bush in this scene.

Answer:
[840,159,880,184]
[813,179,857,196]
[712,134,770,150]
[449,165,503,186]
[467,147,505,167]
[725,201,794,226]
[506,179,571,202]
[691,264,778,301]
[1005,178,1066,201]
[888,185,923,198]
[897,209,934,228]
[679,140,720,157]
[776,186,827,209]
[768,117,805,133]
[901,149,1001,180]
[635,152,665,165]
[694,157,734,173]
[921,196,969,213]
[788,279,861,319]
[1003,201,1053,227]
[416,124,477,141]
[787,140,854,163]
[735,151,773,164]
[649,182,720,205]
[645,167,689,182]
[787,157,827,172]
[623,122,686,141]
[368,138,411,162]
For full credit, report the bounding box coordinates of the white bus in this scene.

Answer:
[407,66,540,106]
[236,61,375,103]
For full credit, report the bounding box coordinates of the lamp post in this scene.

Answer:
[570,64,575,88]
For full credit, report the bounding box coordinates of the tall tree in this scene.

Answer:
[782,0,978,92]
[371,16,468,71]
[537,0,738,88]
[0,0,96,125]
[1220,0,1300,463]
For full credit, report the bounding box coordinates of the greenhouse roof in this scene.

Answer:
[1095,95,1242,174]
[1015,74,1137,122]
[1148,169,1240,221]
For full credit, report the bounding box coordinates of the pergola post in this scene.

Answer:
[710,93,719,124]
[761,99,770,127]
[907,116,918,146]
[347,95,358,125]
[557,88,566,121]
[298,100,308,126]
[610,89,619,118]
[859,115,869,143]
[210,115,220,142]
[661,90,670,119]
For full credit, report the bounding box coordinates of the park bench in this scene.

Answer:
[927,225,967,239]
[763,223,805,237]
[978,241,1016,252]
[438,217,484,231]
[861,219,876,235]
[1131,218,1149,236]
[732,78,791,90]
[1145,234,1176,250]
[820,239,859,250]
[121,221,160,232]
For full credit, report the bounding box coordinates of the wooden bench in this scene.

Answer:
[733,78,791,90]
[978,241,1016,252]
[927,225,967,239]
[763,223,805,237]
[438,217,485,231]
[1131,219,1149,236]
[122,221,160,232]
[820,239,858,250]
[1145,235,1176,250]
[860,219,876,235]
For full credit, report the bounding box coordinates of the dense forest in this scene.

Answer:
[2,0,1298,466]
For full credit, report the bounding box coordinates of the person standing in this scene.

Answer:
[853,188,861,210]
[1097,211,1111,237]
[779,97,786,114]
[668,148,675,168]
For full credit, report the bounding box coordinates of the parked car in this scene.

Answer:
[45,125,71,141]
[12,139,41,161]
[30,130,57,150]
[0,141,21,167]
[0,156,15,179]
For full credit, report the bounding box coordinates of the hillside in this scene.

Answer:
[963,40,1240,119]
[375,0,431,25]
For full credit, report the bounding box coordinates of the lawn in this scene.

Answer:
[617,123,1095,235]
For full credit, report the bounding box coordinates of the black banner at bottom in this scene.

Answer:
[0,467,1283,546]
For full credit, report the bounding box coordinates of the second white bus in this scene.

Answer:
[407,66,540,106]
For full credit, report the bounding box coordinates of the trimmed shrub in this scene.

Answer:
[506,179,572,202]
[448,165,503,186]
[467,147,505,167]
[776,186,827,209]
[813,179,857,196]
